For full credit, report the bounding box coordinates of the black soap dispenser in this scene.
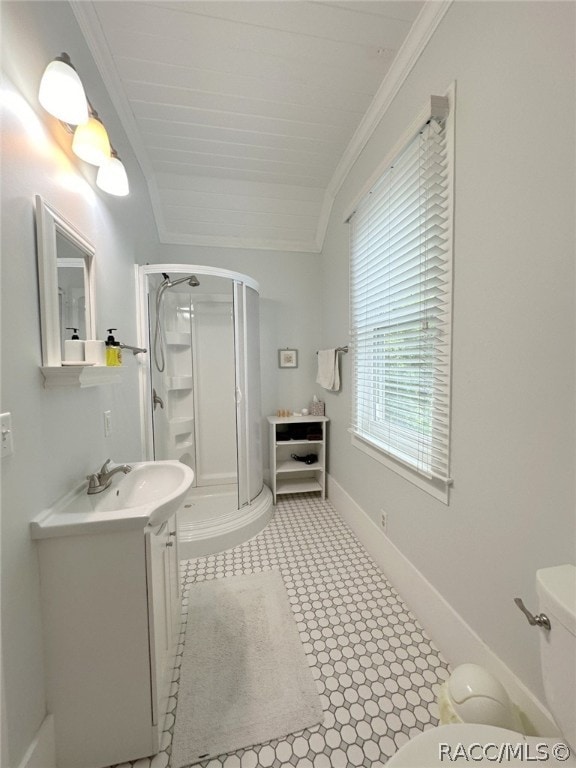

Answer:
[105,329,122,367]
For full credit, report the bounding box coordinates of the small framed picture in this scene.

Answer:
[278,348,298,368]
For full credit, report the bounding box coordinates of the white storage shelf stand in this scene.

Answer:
[268,416,328,503]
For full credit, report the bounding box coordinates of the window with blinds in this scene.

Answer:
[349,106,453,486]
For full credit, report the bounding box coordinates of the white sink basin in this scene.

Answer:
[31,461,194,538]
[96,461,194,524]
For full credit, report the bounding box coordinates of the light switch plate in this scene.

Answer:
[1,412,14,458]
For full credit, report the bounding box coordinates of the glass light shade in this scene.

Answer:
[38,58,89,125]
[96,155,130,196]
[72,117,111,166]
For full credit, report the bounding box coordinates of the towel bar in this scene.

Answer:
[119,342,148,356]
[316,346,348,354]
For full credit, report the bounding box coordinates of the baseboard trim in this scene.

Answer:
[16,715,56,768]
[327,475,558,737]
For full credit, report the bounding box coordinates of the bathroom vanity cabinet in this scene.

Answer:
[267,415,328,503]
[33,514,180,768]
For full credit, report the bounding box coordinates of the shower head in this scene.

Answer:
[153,272,200,372]
[160,273,200,289]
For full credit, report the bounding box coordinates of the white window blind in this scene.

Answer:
[349,110,452,484]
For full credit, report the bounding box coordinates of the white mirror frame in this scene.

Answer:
[35,195,96,367]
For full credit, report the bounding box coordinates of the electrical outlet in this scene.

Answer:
[104,410,112,437]
[380,508,388,533]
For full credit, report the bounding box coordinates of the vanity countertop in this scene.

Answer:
[31,460,194,539]
[30,482,152,539]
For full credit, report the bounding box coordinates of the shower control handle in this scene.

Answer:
[153,389,164,411]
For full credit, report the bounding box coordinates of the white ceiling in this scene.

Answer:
[72,1,446,253]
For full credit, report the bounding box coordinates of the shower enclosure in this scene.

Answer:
[137,265,272,557]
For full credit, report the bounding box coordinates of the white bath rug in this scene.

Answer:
[170,569,324,768]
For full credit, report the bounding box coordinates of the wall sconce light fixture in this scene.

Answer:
[96,150,129,196]
[39,52,129,196]
[72,113,110,166]
[38,53,89,126]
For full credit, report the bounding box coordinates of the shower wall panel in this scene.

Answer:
[151,291,196,471]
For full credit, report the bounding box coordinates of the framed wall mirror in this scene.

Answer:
[35,196,95,366]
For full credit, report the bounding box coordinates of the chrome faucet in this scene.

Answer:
[86,459,132,494]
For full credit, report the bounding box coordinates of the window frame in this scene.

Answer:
[347,87,455,504]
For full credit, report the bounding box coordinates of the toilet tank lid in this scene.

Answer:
[536,564,576,634]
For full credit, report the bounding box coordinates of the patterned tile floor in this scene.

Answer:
[112,494,450,768]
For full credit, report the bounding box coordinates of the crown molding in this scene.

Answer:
[316,0,453,251]
[326,0,453,201]
[71,0,322,255]
[70,1,169,238]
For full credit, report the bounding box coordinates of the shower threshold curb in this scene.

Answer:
[178,485,274,558]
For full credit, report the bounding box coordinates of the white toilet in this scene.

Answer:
[387,564,576,766]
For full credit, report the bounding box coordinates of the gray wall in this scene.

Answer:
[320,0,576,702]
[1,3,158,764]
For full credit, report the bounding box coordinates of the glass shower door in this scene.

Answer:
[233,282,263,509]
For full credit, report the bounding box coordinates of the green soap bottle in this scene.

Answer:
[105,329,122,367]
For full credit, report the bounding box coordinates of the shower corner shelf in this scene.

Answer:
[167,375,193,391]
[267,415,329,504]
[169,416,195,437]
[41,365,121,388]
[165,331,191,347]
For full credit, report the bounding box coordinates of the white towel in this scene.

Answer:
[316,349,340,391]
